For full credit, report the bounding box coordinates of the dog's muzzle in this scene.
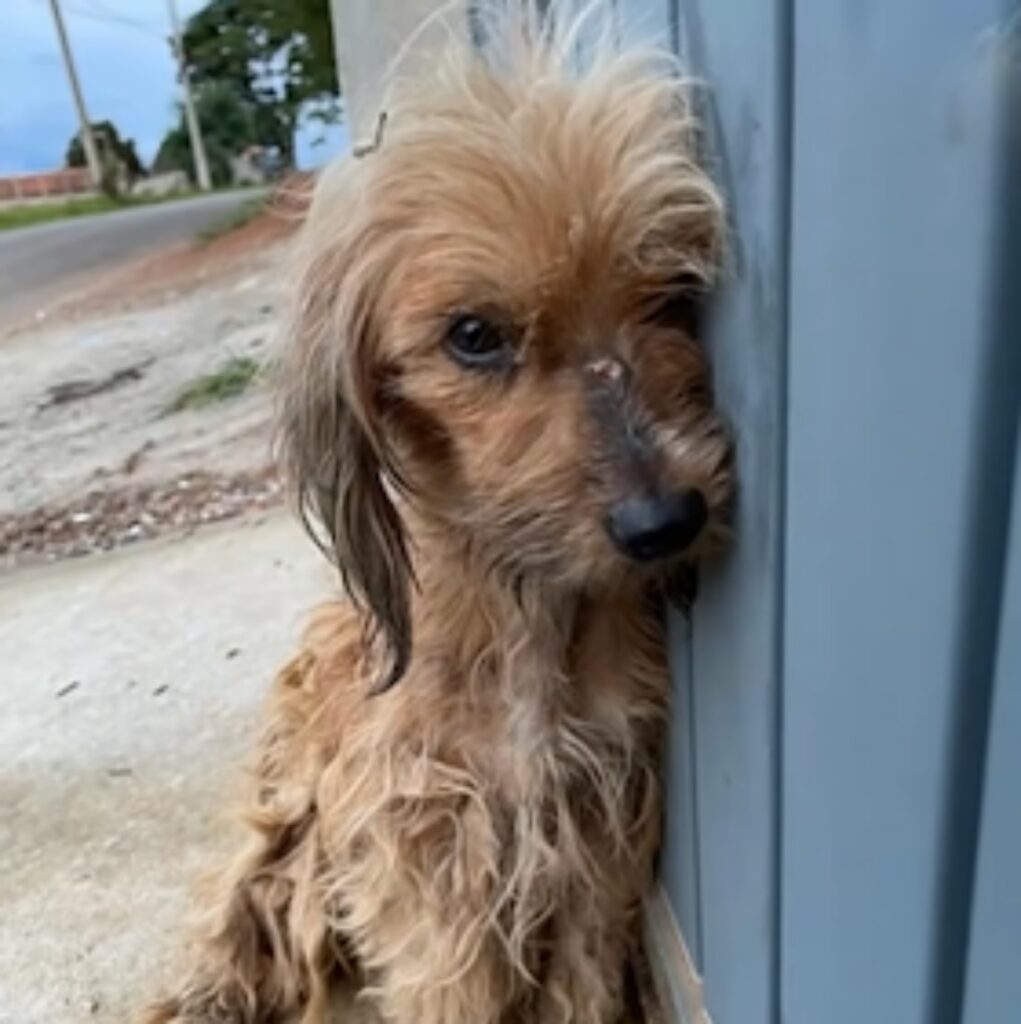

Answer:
[584,356,708,562]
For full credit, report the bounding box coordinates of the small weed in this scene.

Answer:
[0,195,124,230]
[0,188,265,233]
[0,190,204,232]
[197,197,266,242]
[168,357,260,413]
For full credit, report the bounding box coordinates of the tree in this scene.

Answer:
[154,81,258,187]
[65,120,146,193]
[181,0,340,167]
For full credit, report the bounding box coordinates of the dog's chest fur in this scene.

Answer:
[303,591,667,985]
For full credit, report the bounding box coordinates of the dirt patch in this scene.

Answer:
[0,246,287,521]
[54,199,302,323]
[0,181,312,566]
[88,177,310,316]
[40,358,153,410]
[0,177,311,338]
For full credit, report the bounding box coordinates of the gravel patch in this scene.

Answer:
[0,467,286,571]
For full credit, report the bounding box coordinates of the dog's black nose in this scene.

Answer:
[605,490,708,562]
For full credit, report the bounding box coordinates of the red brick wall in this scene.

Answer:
[0,168,93,202]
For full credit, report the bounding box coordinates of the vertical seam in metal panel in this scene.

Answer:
[673,0,705,970]
[928,22,1021,1023]
[686,614,706,966]
[773,0,796,1022]
[668,0,705,974]
[673,0,793,1013]
[668,0,681,58]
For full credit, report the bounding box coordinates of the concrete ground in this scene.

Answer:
[0,512,336,1024]
[0,189,385,1024]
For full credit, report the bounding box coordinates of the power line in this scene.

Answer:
[74,0,166,38]
[29,0,165,40]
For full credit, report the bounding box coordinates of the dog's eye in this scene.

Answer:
[644,274,708,337]
[445,314,514,371]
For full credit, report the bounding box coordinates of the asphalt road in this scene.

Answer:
[0,189,264,325]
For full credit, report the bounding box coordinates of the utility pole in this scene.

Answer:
[47,0,103,189]
[166,0,212,191]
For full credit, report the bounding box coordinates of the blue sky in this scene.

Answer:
[0,0,346,176]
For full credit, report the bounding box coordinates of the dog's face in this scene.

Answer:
[282,38,733,685]
[380,192,731,584]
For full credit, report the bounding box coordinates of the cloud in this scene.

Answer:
[0,0,205,174]
[0,1,342,176]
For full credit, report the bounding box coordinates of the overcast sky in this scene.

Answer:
[0,0,345,176]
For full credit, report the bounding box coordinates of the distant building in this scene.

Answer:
[131,171,190,198]
[230,146,285,186]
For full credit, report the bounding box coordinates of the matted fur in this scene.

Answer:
[143,4,731,1023]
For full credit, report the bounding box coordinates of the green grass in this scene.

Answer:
[0,192,185,232]
[0,186,263,233]
[196,196,267,242]
[167,357,261,413]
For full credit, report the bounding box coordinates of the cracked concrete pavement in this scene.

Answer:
[0,191,385,1023]
[0,512,336,1023]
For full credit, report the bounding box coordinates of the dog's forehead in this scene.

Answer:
[394,213,641,337]
[379,140,663,310]
[364,60,723,334]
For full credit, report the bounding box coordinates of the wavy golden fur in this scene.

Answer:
[143,4,731,1022]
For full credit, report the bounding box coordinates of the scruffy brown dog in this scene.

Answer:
[145,5,731,1023]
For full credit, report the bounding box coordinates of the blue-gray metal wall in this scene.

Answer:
[617,1,1021,1021]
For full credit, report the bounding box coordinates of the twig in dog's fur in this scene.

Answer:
[142,4,732,1022]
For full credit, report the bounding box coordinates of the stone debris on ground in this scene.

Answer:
[0,467,285,570]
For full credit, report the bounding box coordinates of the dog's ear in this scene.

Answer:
[278,214,412,693]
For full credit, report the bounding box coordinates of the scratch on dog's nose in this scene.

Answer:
[584,356,629,391]
[584,356,657,482]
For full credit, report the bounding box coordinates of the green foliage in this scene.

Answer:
[154,82,259,187]
[65,120,146,196]
[65,120,146,178]
[167,357,261,413]
[0,196,123,231]
[181,0,340,165]
[0,193,195,233]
